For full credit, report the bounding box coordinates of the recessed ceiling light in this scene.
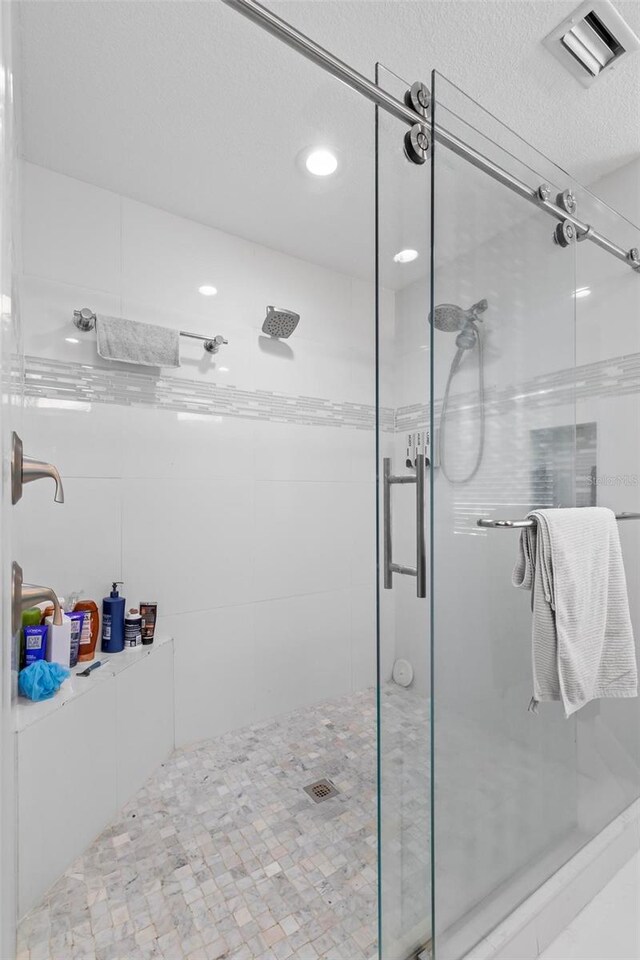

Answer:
[393,249,419,264]
[198,285,218,296]
[574,286,591,298]
[218,366,229,372]
[65,337,80,344]
[305,148,338,177]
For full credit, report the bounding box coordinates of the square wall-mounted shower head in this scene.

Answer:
[542,0,640,87]
[262,305,300,339]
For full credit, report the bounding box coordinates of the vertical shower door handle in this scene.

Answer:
[383,455,426,598]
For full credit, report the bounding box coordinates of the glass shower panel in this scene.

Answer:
[376,64,432,960]
[571,181,640,838]
[430,72,579,959]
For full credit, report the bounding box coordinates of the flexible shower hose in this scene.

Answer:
[438,325,485,484]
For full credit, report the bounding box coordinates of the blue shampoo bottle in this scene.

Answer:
[101,581,125,653]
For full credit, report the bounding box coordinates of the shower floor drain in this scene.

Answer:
[303,778,339,803]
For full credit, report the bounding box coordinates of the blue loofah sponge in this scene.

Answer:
[18,661,70,701]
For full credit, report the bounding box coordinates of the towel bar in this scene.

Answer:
[73,308,228,354]
[477,511,640,529]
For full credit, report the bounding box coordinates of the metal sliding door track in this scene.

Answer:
[221,0,639,272]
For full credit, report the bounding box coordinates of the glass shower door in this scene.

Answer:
[430,71,584,959]
[375,64,432,960]
[377,57,639,960]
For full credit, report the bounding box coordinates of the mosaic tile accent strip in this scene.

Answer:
[21,356,394,432]
[396,351,640,432]
[21,350,640,435]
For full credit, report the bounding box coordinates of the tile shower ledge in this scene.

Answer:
[15,634,173,733]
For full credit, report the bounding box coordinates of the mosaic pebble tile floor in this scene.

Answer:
[17,689,380,960]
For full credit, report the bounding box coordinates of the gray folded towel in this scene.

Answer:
[512,507,637,717]
[96,315,180,368]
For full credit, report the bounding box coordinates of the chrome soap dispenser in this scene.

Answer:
[101,581,125,653]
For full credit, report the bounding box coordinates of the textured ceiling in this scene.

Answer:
[14,0,640,282]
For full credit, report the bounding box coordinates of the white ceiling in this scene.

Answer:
[14,0,640,283]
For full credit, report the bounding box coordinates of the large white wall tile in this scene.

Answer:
[171,604,256,745]
[119,407,256,481]
[121,197,253,330]
[19,273,121,364]
[22,395,124,479]
[248,331,367,403]
[252,590,352,716]
[121,477,254,615]
[22,163,121,293]
[14,478,122,603]
[252,480,353,601]
[254,422,354,484]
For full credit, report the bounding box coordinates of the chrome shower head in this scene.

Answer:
[262,305,300,339]
[432,303,468,332]
[431,299,488,332]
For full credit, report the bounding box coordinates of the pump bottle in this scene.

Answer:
[101,581,125,653]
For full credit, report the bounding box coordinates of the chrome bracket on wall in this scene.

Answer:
[404,81,431,165]
[383,455,426,598]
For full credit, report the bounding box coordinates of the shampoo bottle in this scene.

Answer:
[74,600,100,661]
[101,582,125,653]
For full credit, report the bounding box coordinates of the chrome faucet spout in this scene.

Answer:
[11,432,65,505]
[12,561,64,637]
[22,583,63,625]
[22,456,65,503]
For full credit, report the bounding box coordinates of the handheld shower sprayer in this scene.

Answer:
[431,299,489,484]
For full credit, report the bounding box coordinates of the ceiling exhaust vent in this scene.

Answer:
[543,0,640,87]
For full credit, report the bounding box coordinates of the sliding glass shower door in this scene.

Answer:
[378,65,640,960]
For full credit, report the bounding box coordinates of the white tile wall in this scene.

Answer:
[170,604,256,743]
[15,476,123,605]
[21,163,121,292]
[18,161,379,751]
